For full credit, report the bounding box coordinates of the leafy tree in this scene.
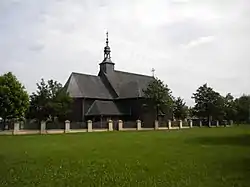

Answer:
[27,79,72,122]
[188,107,196,119]
[173,97,188,120]
[192,84,224,122]
[223,93,237,121]
[234,95,250,123]
[0,72,29,122]
[143,78,174,120]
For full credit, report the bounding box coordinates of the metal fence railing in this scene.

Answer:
[141,121,154,128]
[92,121,108,129]
[159,120,168,127]
[70,122,87,129]
[46,122,65,130]
[123,121,136,128]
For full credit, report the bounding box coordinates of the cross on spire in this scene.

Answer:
[106,31,109,46]
[103,31,111,60]
[151,68,155,77]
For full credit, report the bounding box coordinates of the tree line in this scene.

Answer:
[0,72,71,129]
[0,72,250,127]
[143,78,250,124]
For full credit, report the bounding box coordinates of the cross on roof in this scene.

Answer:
[151,68,155,77]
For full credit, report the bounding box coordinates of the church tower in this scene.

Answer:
[99,32,115,74]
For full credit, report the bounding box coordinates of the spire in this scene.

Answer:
[99,31,114,74]
[104,31,111,60]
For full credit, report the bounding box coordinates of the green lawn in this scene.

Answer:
[0,126,250,187]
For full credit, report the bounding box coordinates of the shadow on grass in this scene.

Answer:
[220,157,250,185]
[188,135,250,147]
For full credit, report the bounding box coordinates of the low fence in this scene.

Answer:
[92,121,108,129]
[171,120,179,128]
[141,121,154,129]
[21,121,40,130]
[70,122,87,129]
[159,120,168,128]
[46,122,64,130]
[123,121,137,129]
[0,121,14,130]
[0,119,234,135]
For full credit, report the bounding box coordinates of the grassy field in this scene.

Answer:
[0,126,250,187]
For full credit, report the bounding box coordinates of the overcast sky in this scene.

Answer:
[0,0,249,105]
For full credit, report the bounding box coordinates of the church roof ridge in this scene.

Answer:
[114,70,154,78]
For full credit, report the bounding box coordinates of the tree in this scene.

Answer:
[234,95,250,123]
[27,79,72,122]
[192,84,224,122]
[0,72,29,123]
[173,97,188,120]
[143,78,174,120]
[223,93,237,121]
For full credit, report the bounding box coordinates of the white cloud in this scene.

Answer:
[182,35,215,48]
[0,0,250,106]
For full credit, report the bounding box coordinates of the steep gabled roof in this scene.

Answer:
[85,100,124,116]
[104,70,154,99]
[64,72,113,99]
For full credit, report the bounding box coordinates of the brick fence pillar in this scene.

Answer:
[65,120,70,133]
[154,120,159,130]
[189,120,193,128]
[87,120,92,132]
[216,120,219,127]
[168,120,172,129]
[118,120,123,131]
[40,121,46,134]
[136,120,141,130]
[229,120,233,126]
[13,121,20,135]
[179,120,183,129]
[108,120,113,131]
[208,120,211,128]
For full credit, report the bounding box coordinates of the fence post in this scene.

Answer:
[13,121,20,135]
[229,120,233,126]
[189,120,193,128]
[40,121,46,134]
[65,120,70,133]
[154,120,159,130]
[179,120,183,129]
[168,120,172,129]
[199,120,202,127]
[87,120,92,132]
[208,120,211,128]
[216,120,219,127]
[108,120,113,131]
[136,120,141,130]
[118,120,123,131]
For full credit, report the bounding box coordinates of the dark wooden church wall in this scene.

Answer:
[69,98,82,122]
[115,98,155,127]
[83,99,96,121]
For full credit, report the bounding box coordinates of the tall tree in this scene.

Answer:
[27,79,72,122]
[223,93,237,121]
[192,84,224,122]
[0,72,29,122]
[234,95,250,123]
[173,97,188,120]
[143,78,174,119]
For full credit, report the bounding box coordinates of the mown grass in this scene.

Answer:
[0,126,250,187]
